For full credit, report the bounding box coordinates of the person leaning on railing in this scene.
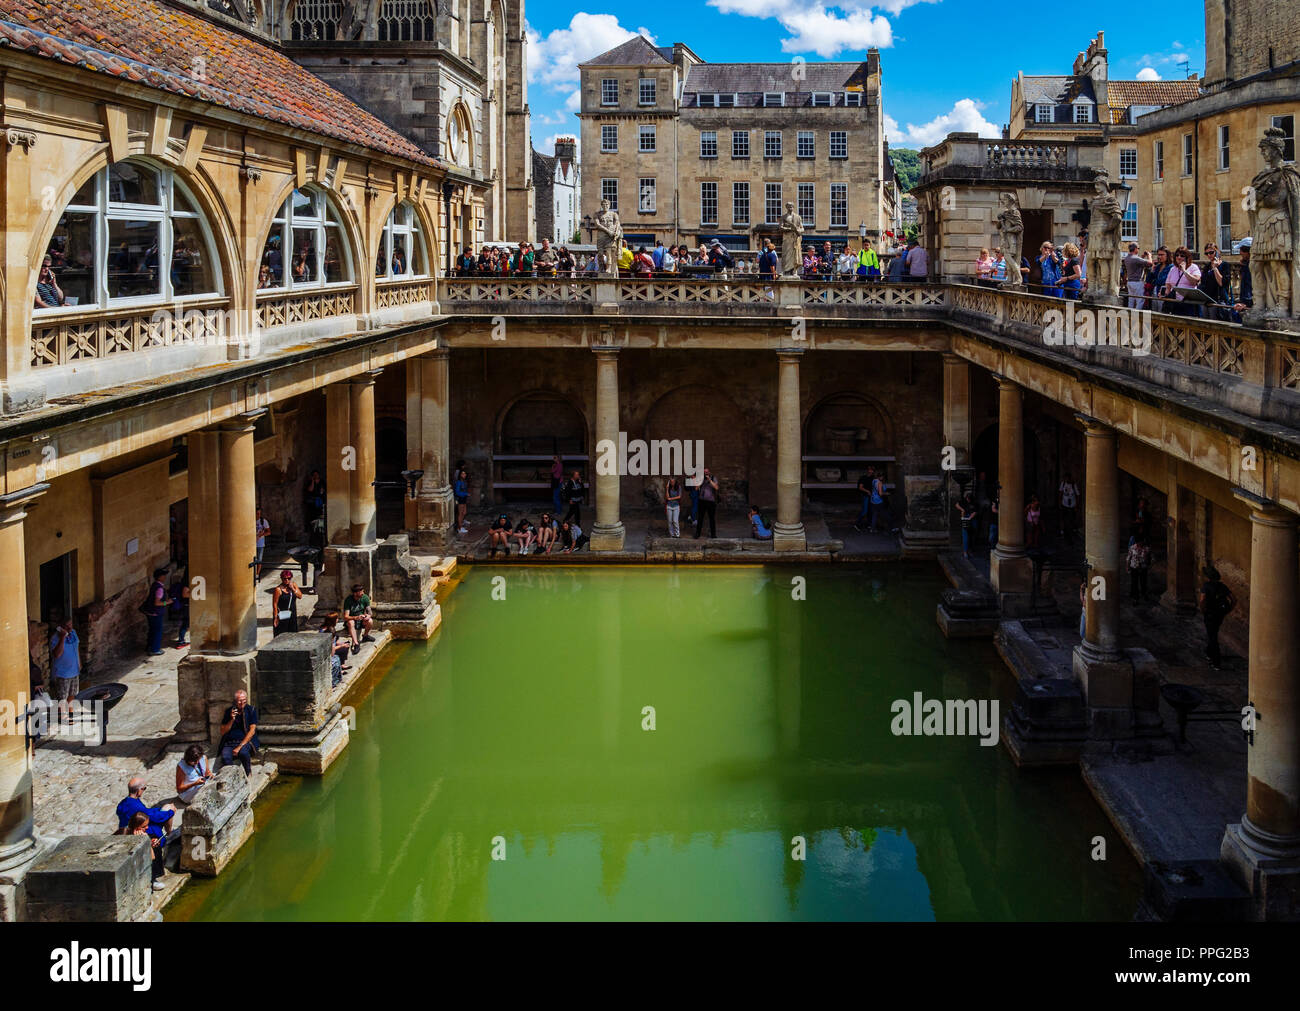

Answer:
[758,240,778,281]
[1037,242,1063,297]
[857,242,881,280]
[1058,243,1083,299]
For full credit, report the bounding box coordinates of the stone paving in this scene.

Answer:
[28,548,417,910]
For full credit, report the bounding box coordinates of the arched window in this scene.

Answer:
[36,160,220,312]
[290,0,342,41]
[375,202,426,279]
[377,0,437,42]
[260,188,352,291]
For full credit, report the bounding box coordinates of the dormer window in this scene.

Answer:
[843,92,862,107]
[763,92,784,107]
[811,92,833,107]
[1034,103,1052,123]
[697,93,734,108]
[1073,103,1091,124]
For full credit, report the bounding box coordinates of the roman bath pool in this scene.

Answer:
[170,565,1141,922]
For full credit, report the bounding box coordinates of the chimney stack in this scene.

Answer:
[554,136,577,162]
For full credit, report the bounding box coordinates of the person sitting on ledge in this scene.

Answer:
[319,613,350,686]
[560,519,589,553]
[536,512,558,554]
[127,812,167,891]
[748,506,773,540]
[511,516,536,554]
[218,689,260,776]
[116,776,174,841]
[175,743,215,804]
[344,584,374,652]
[489,513,513,557]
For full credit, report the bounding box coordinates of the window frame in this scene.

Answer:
[1073,103,1091,124]
[732,181,750,226]
[797,182,815,226]
[600,78,619,106]
[638,124,657,153]
[811,92,833,107]
[638,178,656,214]
[1217,199,1232,248]
[601,177,619,211]
[36,160,224,317]
[1182,133,1194,176]
[797,131,816,159]
[763,92,785,108]
[764,182,782,226]
[1218,124,1230,170]
[732,130,750,159]
[830,183,848,228]
[1154,139,1164,180]
[699,130,718,159]
[1119,147,1137,179]
[1152,206,1164,248]
[1271,114,1296,162]
[600,124,618,153]
[1121,199,1138,242]
[700,181,718,226]
[261,186,354,293]
[764,131,782,159]
[638,77,657,106]
[1034,103,1052,124]
[1182,203,1196,249]
[375,201,427,281]
[829,130,848,159]
[843,91,862,107]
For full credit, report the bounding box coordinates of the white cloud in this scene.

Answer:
[707,0,933,56]
[565,89,582,112]
[1135,67,1161,81]
[526,14,656,89]
[884,98,999,147]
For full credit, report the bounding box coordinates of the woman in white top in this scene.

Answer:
[175,743,215,803]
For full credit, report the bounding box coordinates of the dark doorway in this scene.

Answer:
[39,551,75,624]
[376,418,407,538]
[1021,210,1053,288]
[170,500,188,569]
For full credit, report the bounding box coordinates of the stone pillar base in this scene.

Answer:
[1001,677,1089,767]
[989,548,1035,615]
[180,765,255,876]
[1221,819,1300,921]
[176,652,257,746]
[772,521,806,552]
[24,835,152,921]
[261,712,350,776]
[1082,290,1123,307]
[589,521,626,551]
[375,600,442,640]
[901,528,949,557]
[0,839,44,922]
[406,486,454,549]
[372,534,441,639]
[317,544,377,614]
[1073,645,1163,740]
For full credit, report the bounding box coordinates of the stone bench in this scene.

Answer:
[179,764,254,877]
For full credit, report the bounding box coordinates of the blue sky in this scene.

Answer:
[526,0,1206,154]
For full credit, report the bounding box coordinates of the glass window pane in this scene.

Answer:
[291,189,314,219]
[68,174,96,208]
[170,216,215,296]
[376,225,389,277]
[107,218,161,298]
[323,232,346,283]
[173,185,200,216]
[260,229,284,288]
[409,233,423,275]
[291,227,318,283]
[43,210,95,306]
[108,163,161,205]
[390,236,408,275]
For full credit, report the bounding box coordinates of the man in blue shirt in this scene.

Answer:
[651,240,666,272]
[48,613,80,723]
[115,777,174,841]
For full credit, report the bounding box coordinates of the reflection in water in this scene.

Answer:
[172,567,1139,922]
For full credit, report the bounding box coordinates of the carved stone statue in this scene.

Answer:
[779,201,804,277]
[1246,126,1300,325]
[1085,169,1123,300]
[996,192,1024,289]
[592,198,623,278]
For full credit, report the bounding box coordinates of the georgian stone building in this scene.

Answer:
[1008,32,1200,249]
[577,36,891,251]
[533,136,580,244]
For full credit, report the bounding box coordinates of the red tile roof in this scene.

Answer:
[1106,79,1201,108]
[0,0,440,167]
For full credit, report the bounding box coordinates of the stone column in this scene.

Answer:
[773,349,806,552]
[1161,480,1199,614]
[589,346,625,551]
[1222,495,1300,920]
[324,384,352,548]
[349,371,379,548]
[406,349,454,547]
[1076,418,1121,662]
[941,354,971,466]
[989,378,1033,601]
[218,416,259,653]
[0,484,46,921]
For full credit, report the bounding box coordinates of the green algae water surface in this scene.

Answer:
[173,565,1140,922]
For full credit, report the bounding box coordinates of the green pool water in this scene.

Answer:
[172,565,1141,922]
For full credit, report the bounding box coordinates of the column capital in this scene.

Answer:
[1073,412,1115,437]
[346,368,384,386]
[1232,487,1298,527]
[994,374,1019,392]
[215,407,268,434]
[776,347,805,360]
[426,346,450,362]
[591,345,620,358]
[0,482,49,524]
[941,352,967,365]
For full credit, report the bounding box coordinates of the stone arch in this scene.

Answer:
[26,150,241,327]
[494,389,589,502]
[254,175,365,296]
[801,391,895,501]
[643,384,752,508]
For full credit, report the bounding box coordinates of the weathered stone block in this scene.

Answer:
[177,653,257,747]
[254,634,350,775]
[180,765,253,877]
[371,534,440,639]
[25,835,152,922]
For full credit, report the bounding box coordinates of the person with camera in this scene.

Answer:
[35,256,65,308]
